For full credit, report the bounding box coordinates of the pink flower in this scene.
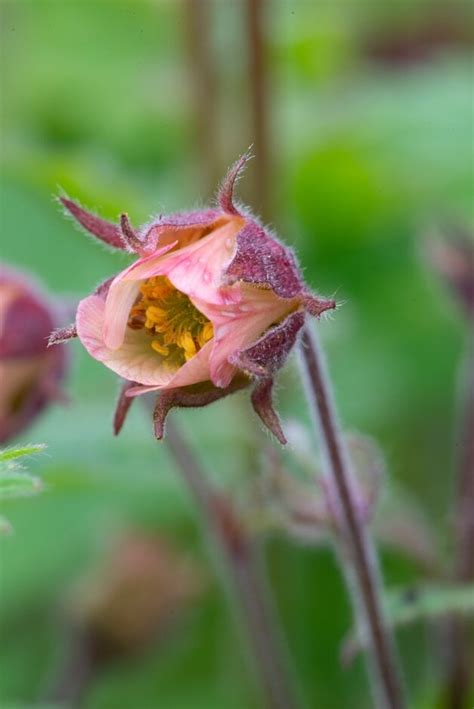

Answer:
[51,153,335,442]
[0,266,68,444]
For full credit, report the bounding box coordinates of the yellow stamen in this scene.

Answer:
[126,276,213,367]
[151,341,170,356]
[198,321,214,347]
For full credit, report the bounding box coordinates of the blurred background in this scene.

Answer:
[1,1,473,707]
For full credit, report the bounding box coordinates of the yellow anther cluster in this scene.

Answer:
[127,276,213,366]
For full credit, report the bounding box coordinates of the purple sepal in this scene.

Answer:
[60,198,126,251]
[113,380,137,435]
[217,149,252,216]
[153,376,249,440]
[303,294,337,318]
[251,378,286,445]
[224,220,303,298]
[141,209,222,251]
[48,323,78,347]
[229,311,305,378]
[120,213,146,254]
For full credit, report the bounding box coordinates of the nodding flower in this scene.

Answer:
[50,152,335,443]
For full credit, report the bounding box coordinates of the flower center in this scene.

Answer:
[127,276,213,366]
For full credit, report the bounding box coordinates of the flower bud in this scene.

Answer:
[68,533,204,660]
[0,267,67,443]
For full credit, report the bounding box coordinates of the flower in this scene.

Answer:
[51,153,335,442]
[0,266,68,443]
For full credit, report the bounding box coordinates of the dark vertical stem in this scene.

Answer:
[246,0,270,218]
[185,0,218,198]
[165,421,300,709]
[446,341,474,708]
[299,325,406,709]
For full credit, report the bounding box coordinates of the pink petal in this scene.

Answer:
[157,218,244,304]
[102,217,243,352]
[126,340,213,396]
[102,241,177,350]
[103,280,140,350]
[77,295,176,386]
[196,286,300,388]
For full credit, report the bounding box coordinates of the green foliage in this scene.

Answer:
[0,444,46,465]
[385,584,474,627]
[0,444,46,534]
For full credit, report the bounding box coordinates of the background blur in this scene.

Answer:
[1,1,473,707]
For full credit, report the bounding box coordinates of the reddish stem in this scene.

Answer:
[299,325,406,709]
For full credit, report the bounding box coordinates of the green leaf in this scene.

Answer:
[384,584,474,627]
[0,444,46,464]
[0,471,44,499]
[343,584,474,664]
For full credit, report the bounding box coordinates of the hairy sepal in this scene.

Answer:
[48,323,78,346]
[141,209,222,252]
[59,198,126,251]
[217,149,253,216]
[153,376,249,440]
[229,310,305,378]
[224,220,303,298]
[251,378,286,445]
[113,380,138,435]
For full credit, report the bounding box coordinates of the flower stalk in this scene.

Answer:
[165,420,300,709]
[298,324,406,709]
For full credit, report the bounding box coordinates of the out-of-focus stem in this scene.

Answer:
[185,0,218,197]
[246,0,270,218]
[165,421,300,709]
[299,325,406,709]
[446,340,474,709]
[46,629,98,707]
[454,341,474,584]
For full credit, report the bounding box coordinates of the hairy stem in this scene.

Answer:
[299,325,406,709]
[165,421,300,709]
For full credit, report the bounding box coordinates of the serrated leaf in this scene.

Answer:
[0,444,46,464]
[0,471,44,499]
